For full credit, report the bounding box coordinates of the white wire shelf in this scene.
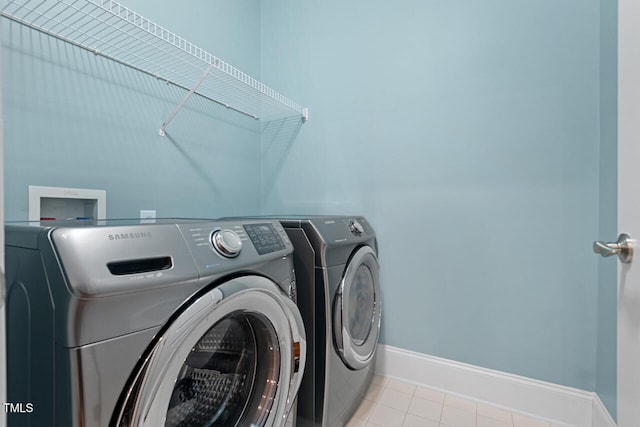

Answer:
[0,0,308,134]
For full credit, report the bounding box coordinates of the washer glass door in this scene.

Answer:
[113,275,305,427]
[334,246,381,370]
[165,312,279,426]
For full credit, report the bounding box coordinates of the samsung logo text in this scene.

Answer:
[108,232,153,241]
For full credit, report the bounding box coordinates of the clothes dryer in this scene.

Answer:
[277,216,382,427]
[4,218,306,427]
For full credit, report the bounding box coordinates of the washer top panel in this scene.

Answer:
[5,218,294,297]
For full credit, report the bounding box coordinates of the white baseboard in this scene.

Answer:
[592,395,616,427]
[374,344,615,427]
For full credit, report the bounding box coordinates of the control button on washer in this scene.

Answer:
[211,229,243,258]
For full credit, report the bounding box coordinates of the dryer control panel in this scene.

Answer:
[307,217,373,244]
[244,223,287,255]
[347,219,365,236]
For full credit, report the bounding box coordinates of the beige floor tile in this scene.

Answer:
[349,375,575,427]
[402,413,440,427]
[387,378,417,395]
[414,386,445,404]
[407,395,443,421]
[478,414,513,427]
[365,381,387,403]
[371,375,389,387]
[440,406,476,427]
[477,403,513,424]
[512,413,551,427]
[379,387,413,412]
[345,417,369,427]
[351,398,377,421]
[368,404,407,427]
[444,395,478,413]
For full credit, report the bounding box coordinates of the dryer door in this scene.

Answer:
[334,246,382,370]
[113,275,306,427]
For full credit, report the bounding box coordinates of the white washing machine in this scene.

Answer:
[4,218,306,426]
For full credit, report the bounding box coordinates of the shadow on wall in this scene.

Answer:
[261,116,304,192]
[163,133,223,198]
[3,22,265,220]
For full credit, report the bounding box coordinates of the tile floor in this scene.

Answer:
[345,376,573,427]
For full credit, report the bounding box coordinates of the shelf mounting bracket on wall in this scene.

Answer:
[159,64,214,137]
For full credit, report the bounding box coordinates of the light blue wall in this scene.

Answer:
[596,0,618,419]
[261,1,602,391]
[2,0,262,221]
[2,0,617,406]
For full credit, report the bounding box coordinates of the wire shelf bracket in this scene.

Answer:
[159,64,214,137]
[0,0,309,135]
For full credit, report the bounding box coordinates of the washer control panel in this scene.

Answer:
[178,220,292,275]
[243,223,287,255]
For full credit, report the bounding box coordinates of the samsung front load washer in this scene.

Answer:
[4,218,306,427]
[277,216,382,427]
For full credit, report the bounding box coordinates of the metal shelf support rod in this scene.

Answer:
[159,64,213,136]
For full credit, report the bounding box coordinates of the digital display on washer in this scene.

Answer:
[243,223,286,255]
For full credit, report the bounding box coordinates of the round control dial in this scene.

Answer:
[211,229,243,258]
[348,219,364,236]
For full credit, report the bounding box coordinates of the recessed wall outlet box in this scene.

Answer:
[29,186,106,221]
[140,210,156,219]
[140,210,156,223]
